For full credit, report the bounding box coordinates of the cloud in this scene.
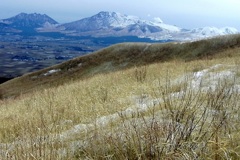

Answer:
[153,17,163,23]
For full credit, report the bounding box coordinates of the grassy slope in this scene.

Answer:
[0,35,240,159]
[1,34,240,98]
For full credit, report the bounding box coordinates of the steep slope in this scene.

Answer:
[0,35,240,159]
[0,34,240,98]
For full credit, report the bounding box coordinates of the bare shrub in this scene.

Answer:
[134,66,147,83]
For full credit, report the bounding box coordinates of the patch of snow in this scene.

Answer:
[96,113,119,127]
[43,69,61,76]
[170,91,185,99]
[187,64,237,91]
[154,23,181,32]
[174,64,238,92]
[78,63,83,67]
[59,96,163,140]
[60,123,94,139]
[106,12,141,28]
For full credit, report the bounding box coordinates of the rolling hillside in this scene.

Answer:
[0,34,240,159]
[1,34,240,98]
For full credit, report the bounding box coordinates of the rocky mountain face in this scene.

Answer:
[61,11,140,31]
[1,13,58,31]
[57,11,238,41]
[58,11,181,38]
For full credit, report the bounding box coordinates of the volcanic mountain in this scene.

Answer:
[1,13,58,32]
[57,11,238,40]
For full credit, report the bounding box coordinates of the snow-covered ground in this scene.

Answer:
[59,64,239,140]
[43,69,61,76]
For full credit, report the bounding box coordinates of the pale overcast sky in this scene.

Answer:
[0,0,239,30]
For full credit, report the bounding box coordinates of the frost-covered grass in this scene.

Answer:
[0,51,240,159]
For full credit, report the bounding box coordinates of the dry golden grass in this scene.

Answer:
[1,55,240,159]
[1,34,240,99]
[0,35,240,159]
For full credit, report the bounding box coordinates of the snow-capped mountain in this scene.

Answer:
[57,11,238,41]
[60,11,143,31]
[1,13,58,30]
[58,11,182,37]
[0,11,238,41]
[191,27,238,37]
[74,11,141,30]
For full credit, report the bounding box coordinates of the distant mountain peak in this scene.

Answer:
[95,11,116,17]
[2,13,58,30]
[191,26,239,37]
[9,12,54,20]
[1,11,238,41]
[90,11,141,27]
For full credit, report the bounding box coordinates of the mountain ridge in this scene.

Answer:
[49,11,240,40]
[58,11,182,38]
[0,11,238,40]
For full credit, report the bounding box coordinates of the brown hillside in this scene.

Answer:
[1,34,240,98]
